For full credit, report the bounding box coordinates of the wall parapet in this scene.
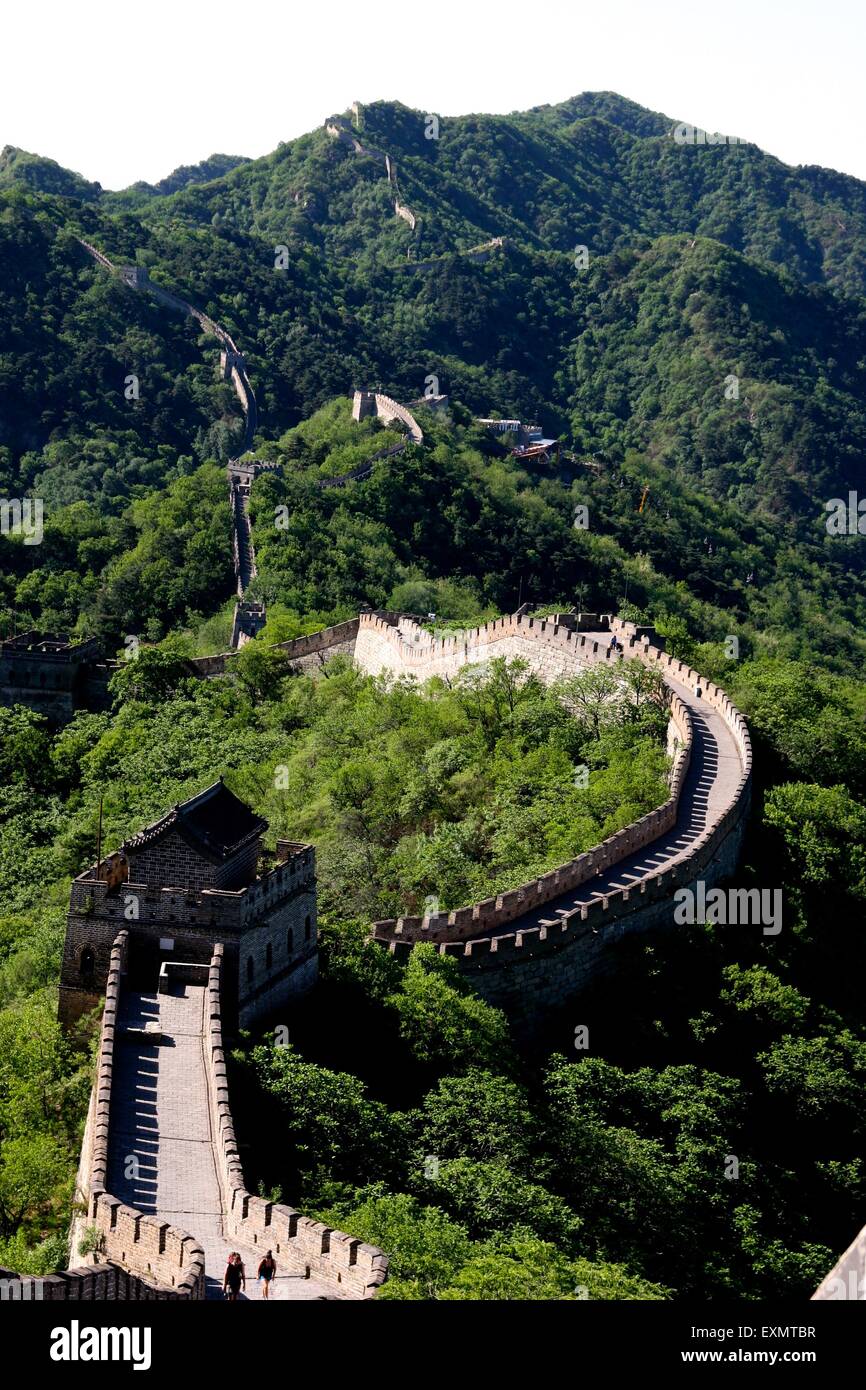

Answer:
[186,618,362,679]
[360,610,751,953]
[8,930,205,1299]
[85,930,205,1297]
[204,945,388,1298]
[68,845,315,936]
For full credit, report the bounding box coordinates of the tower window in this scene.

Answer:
[266,942,273,969]
[286,928,294,954]
[304,914,311,941]
[247,956,254,983]
[80,946,95,978]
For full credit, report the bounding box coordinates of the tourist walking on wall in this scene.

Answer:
[224,1252,246,1301]
[258,1250,277,1299]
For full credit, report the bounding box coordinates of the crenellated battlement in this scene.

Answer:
[205,945,388,1297]
[17,930,207,1300]
[351,389,424,442]
[355,609,626,679]
[371,688,693,945]
[356,610,752,1002]
[59,784,318,1031]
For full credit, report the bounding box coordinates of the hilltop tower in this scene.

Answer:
[58,780,317,1030]
[352,388,378,422]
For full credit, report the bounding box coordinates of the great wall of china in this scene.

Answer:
[78,240,267,648]
[202,607,751,1028]
[2,211,856,1303]
[324,107,508,268]
[9,604,751,1302]
[5,926,387,1301]
[77,240,426,649]
[325,115,419,240]
[357,611,750,1020]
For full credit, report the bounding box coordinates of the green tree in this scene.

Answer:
[387,946,512,1073]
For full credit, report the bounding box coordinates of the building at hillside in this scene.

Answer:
[58,780,317,1030]
[475,417,560,460]
[0,631,110,722]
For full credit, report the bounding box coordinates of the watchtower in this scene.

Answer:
[0,631,106,722]
[352,389,378,422]
[119,266,149,290]
[59,781,317,1031]
[220,349,245,381]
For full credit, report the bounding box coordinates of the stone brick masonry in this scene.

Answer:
[352,610,752,1030]
[5,930,384,1301]
[205,946,388,1297]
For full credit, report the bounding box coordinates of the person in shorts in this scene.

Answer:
[258,1250,277,1299]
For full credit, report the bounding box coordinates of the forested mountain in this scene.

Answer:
[2,94,866,1301]
[5,92,866,512]
[3,90,866,692]
[73,92,866,294]
[104,153,250,209]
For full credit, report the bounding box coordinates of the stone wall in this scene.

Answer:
[371,687,692,942]
[352,390,423,443]
[354,611,623,683]
[124,827,259,894]
[8,931,206,1299]
[83,931,205,1296]
[186,617,362,679]
[60,844,317,1028]
[0,635,108,723]
[325,119,416,234]
[449,797,750,1030]
[0,1260,208,1302]
[371,393,424,442]
[204,945,388,1297]
[78,238,257,493]
[235,871,318,1028]
[355,610,752,1027]
[397,237,508,273]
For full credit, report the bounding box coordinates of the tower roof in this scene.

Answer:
[122,780,267,864]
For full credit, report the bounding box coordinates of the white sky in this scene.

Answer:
[3,0,865,189]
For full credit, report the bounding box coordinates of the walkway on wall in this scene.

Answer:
[232,488,256,594]
[77,240,260,649]
[500,653,742,939]
[107,986,336,1300]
